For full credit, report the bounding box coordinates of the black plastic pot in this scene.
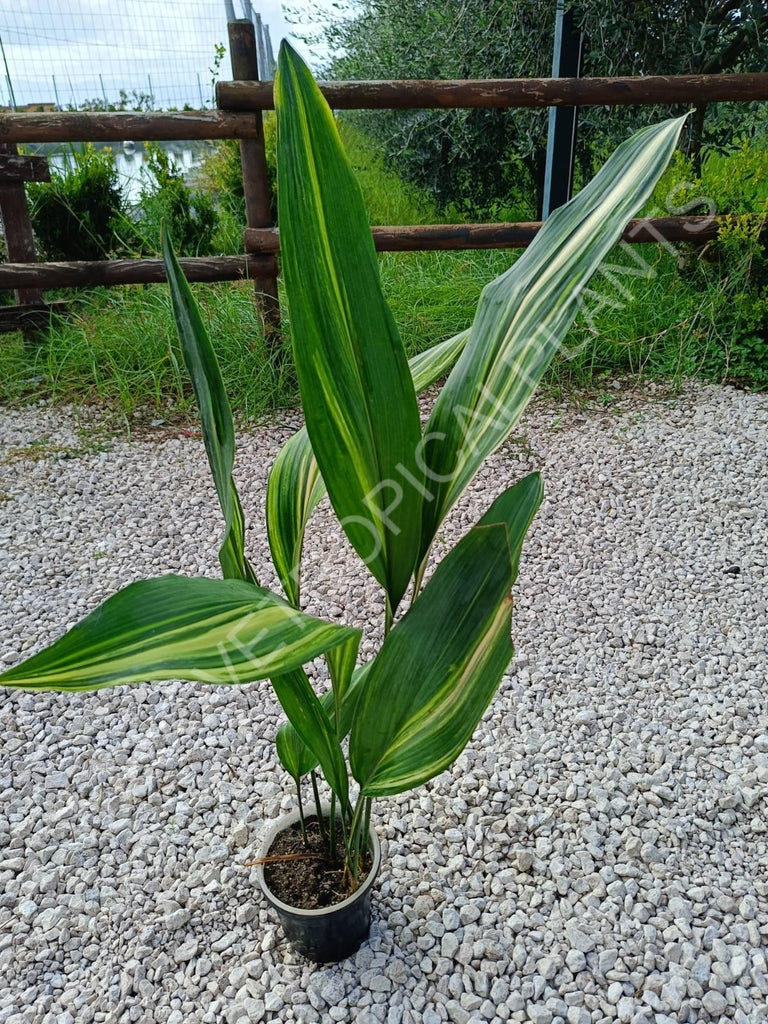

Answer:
[256,807,381,963]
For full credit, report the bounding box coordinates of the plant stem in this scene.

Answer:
[310,770,326,840]
[412,555,428,603]
[346,797,366,884]
[339,811,348,873]
[296,778,307,846]
[329,792,337,860]
[362,797,373,854]
[384,595,393,637]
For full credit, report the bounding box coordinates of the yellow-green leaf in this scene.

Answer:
[275,42,424,612]
[271,668,349,805]
[266,329,470,607]
[418,115,687,565]
[350,473,543,797]
[276,661,373,780]
[266,426,324,607]
[0,576,359,691]
[162,231,257,584]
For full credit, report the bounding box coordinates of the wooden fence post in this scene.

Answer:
[227,18,281,342]
[0,142,49,345]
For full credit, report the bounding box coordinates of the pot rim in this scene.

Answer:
[255,804,381,919]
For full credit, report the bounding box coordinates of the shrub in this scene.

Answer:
[198,113,278,222]
[135,144,219,256]
[28,144,135,260]
[652,143,768,388]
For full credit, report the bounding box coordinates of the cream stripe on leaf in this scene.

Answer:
[350,473,543,797]
[409,329,471,393]
[0,575,360,691]
[266,329,470,609]
[325,632,361,732]
[162,232,257,585]
[266,426,325,608]
[275,42,425,613]
[417,115,688,566]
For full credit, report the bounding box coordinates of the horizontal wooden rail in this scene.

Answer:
[2,214,758,296]
[245,215,737,254]
[0,255,272,290]
[218,72,768,112]
[0,153,50,182]
[0,110,262,144]
[0,300,69,333]
[0,215,748,295]
[1,73,766,145]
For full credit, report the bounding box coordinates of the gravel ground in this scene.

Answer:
[1,381,767,1024]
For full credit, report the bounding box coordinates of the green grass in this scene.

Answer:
[338,121,445,227]
[1,129,766,421]
[0,283,295,423]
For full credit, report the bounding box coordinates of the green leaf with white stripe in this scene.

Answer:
[325,633,359,702]
[350,473,543,797]
[276,661,373,780]
[275,42,424,612]
[162,230,257,584]
[271,668,349,805]
[418,115,687,565]
[266,427,324,608]
[0,575,359,691]
[266,329,470,607]
[408,328,470,393]
[274,634,360,783]
[326,632,360,728]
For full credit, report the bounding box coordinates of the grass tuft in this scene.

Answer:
[1,128,766,422]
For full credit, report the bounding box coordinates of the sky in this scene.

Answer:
[0,0,348,110]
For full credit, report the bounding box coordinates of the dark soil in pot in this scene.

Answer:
[263,817,373,909]
[256,808,381,962]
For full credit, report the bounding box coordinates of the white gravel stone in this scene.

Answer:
[565,950,587,973]
[174,939,198,962]
[660,976,687,1012]
[17,900,37,922]
[617,997,634,1022]
[567,1009,590,1024]
[565,921,596,953]
[165,908,191,930]
[598,949,618,973]
[702,990,728,1015]
[1,384,767,1022]
[527,1006,552,1024]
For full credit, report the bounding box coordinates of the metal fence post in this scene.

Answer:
[227,18,281,341]
[542,0,584,218]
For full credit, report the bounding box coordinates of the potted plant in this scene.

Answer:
[0,44,687,963]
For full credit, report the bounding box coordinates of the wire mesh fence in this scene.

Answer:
[0,0,279,113]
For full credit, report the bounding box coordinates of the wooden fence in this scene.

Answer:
[0,18,767,343]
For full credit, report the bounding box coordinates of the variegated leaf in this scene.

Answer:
[408,328,470,393]
[266,427,325,607]
[276,661,372,780]
[350,473,543,797]
[275,42,424,612]
[325,632,361,729]
[0,576,359,691]
[418,115,687,565]
[271,668,349,805]
[266,329,470,607]
[162,231,257,584]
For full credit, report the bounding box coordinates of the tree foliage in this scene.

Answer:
[305,0,768,214]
